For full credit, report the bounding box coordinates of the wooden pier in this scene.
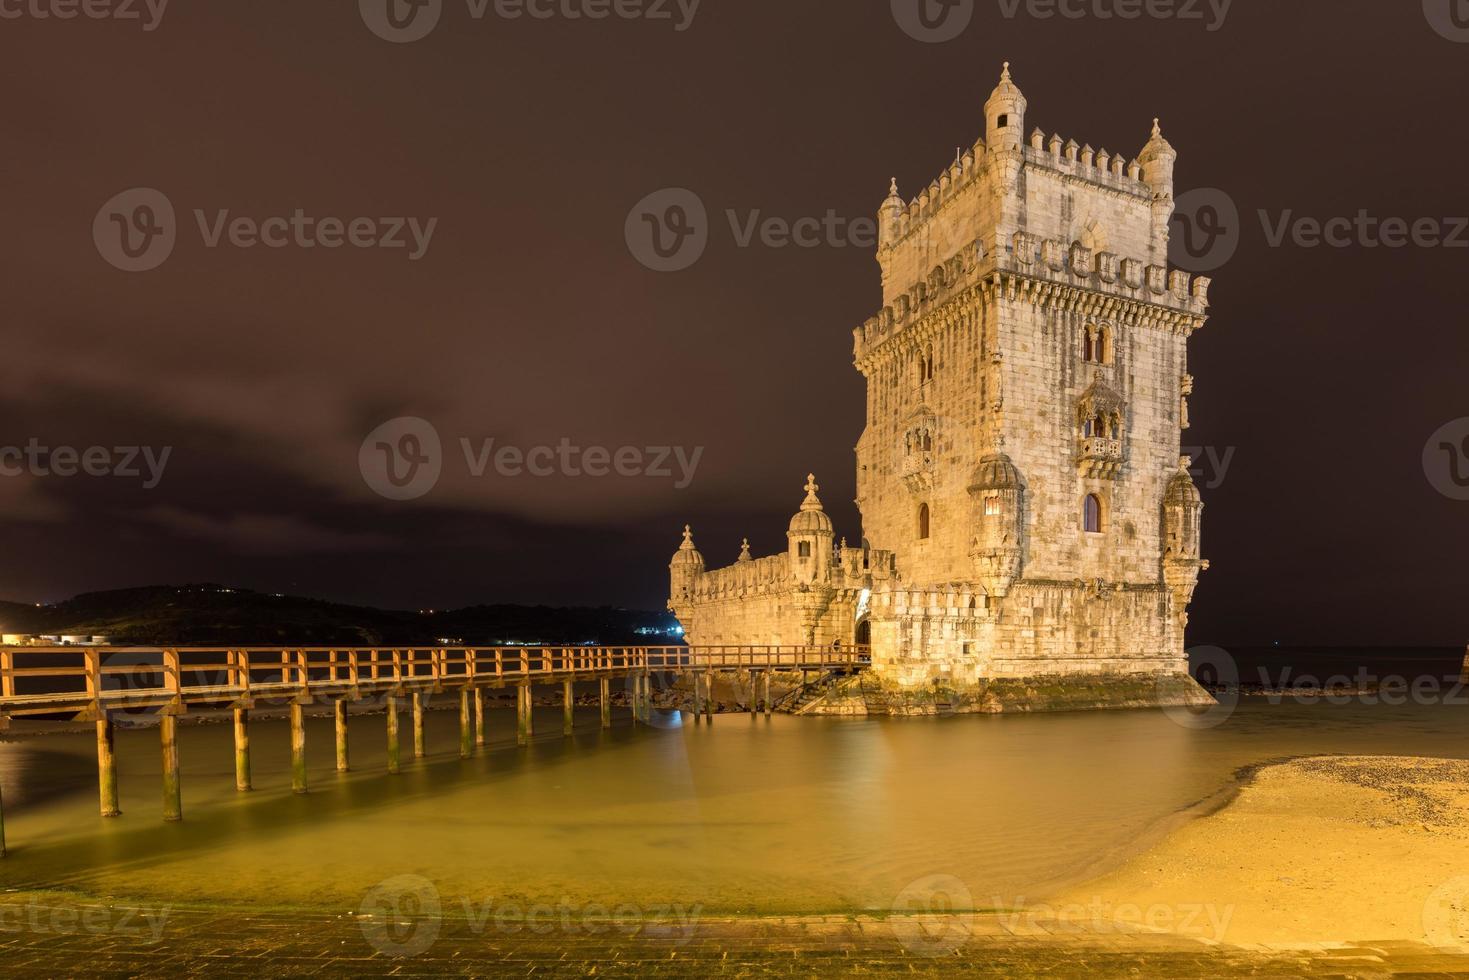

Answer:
[0,645,867,850]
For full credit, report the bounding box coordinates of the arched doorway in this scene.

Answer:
[855,618,872,646]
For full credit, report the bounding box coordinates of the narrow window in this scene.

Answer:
[1097,327,1110,363]
[983,496,1001,517]
[918,503,931,540]
[798,541,812,558]
[996,114,1009,128]
[1083,494,1103,534]
[1083,328,1096,363]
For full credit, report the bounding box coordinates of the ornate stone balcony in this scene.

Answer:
[1077,437,1122,480]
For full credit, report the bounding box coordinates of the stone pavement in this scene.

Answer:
[2,898,1468,977]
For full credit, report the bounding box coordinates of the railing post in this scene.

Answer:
[0,647,13,700]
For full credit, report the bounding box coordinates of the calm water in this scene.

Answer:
[1,699,1466,913]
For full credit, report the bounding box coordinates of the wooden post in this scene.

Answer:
[562,679,574,736]
[517,684,533,744]
[764,670,772,718]
[411,692,426,759]
[161,713,182,822]
[335,699,350,772]
[459,688,473,759]
[0,782,6,858]
[473,689,486,747]
[691,671,701,721]
[704,672,714,721]
[97,713,120,818]
[233,707,252,791]
[386,695,401,774]
[599,677,611,729]
[290,702,307,795]
[630,673,641,726]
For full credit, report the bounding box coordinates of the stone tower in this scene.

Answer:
[667,63,1215,704]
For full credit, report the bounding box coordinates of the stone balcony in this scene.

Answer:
[1077,437,1123,480]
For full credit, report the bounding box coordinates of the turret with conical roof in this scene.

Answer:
[668,524,705,611]
[1139,118,1178,264]
[878,177,905,251]
[985,62,1027,151]
[787,474,835,586]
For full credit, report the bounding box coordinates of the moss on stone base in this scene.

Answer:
[806,672,1214,716]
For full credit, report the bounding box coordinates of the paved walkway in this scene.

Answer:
[2,898,1467,977]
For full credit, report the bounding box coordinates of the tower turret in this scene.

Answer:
[1139,118,1177,264]
[668,524,704,610]
[787,474,835,587]
[984,62,1027,151]
[968,453,1026,598]
[878,177,905,250]
[1162,457,1208,622]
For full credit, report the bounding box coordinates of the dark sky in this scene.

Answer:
[2,1,1466,645]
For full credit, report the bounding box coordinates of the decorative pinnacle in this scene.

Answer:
[738,537,752,561]
[1152,118,1162,138]
[680,524,694,548]
[801,473,824,511]
[1001,61,1011,80]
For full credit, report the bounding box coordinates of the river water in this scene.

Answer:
[1,697,1466,914]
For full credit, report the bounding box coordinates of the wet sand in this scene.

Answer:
[1054,755,1469,951]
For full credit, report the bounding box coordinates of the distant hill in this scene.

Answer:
[0,585,682,647]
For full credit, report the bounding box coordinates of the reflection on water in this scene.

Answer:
[0,701,1466,913]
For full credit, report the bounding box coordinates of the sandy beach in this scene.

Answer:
[1052,755,1469,950]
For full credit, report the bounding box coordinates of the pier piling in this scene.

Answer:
[600,677,611,728]
[459,688,473,759]
[0,783,6,858]
[563,680,574,736]
[386,695,401,774]
[412,693,426,759]
[233,707,252,791]
[97,713,120,818]
[290,702,308,794]
[335,699,350,772]
[161,713,182,821]
[764,671,772,718]
[473,689,486,747]
[516,684,533,744]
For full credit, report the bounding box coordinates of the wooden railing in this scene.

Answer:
[0,645,870,718]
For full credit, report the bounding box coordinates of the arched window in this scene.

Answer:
[1083,494,1104,534]
[1097,326,1110,364]
[918,503,931,540]
[798,541,812,558]
[1083,327,1096,363]
[983,496,1001,517]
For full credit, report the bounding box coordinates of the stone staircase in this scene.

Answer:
[773,671,847,715]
